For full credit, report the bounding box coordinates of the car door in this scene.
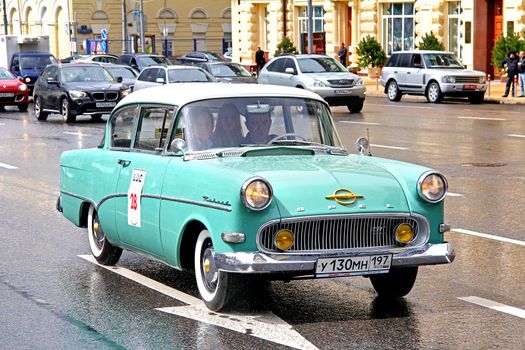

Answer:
[280,58,299,87]
[405,53,425,91]
[260,58,285,85]
[114,105,176,258]
[135,68,158,91]
[44,66,61,110]
[393,53,412,89]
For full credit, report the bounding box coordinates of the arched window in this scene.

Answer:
[158,8,176,20]
[222,8,231,19]
[92,10,108,20]
[190,9,207,19]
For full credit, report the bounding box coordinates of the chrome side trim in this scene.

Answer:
[161,195,232,212]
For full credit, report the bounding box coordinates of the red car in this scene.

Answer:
[0,67,29,112]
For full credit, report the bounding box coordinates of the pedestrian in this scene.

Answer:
[338,42,347,66]
[255,46,266,73]
[279,47,286,56]
[518,51,525,97]
[501,51,519,97]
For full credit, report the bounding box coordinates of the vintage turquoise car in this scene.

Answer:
[58,83,455,311]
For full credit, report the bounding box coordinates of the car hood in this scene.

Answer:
[303,72,358,82]
[208,154,412,217]
[19,69,42,78]
[427,68,485,76]
[62,81,123,91]
[0,80,22,89]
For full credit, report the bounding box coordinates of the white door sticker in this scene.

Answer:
[128,169,147,227]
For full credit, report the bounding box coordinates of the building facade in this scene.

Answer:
[231,0,525,74]
[0,0,231,60]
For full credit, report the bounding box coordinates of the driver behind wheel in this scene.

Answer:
[243,110,277,144]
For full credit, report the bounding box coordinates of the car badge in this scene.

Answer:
[339,80,346,84]
[325,188,364,206]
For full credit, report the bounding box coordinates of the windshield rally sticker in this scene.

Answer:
[128,169,147,227]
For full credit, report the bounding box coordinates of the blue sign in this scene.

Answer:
[101,40,107,53]
[101,28,107,40]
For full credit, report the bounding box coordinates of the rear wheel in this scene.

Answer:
[18,103,29,112]
[387,80,402,101]
[426,82,443,103]
[34,96,48,121]
[61,98,76,123]
[347,99,364,113]
[194,229,241,311]
[0,105,5,112]
[468,92,485,104]
[87,205,122,265]
[370,267,418,298]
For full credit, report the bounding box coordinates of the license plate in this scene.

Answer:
[463,84,477,90]
[316,254,392,277]
[0,92,14,97]
[334,89,352,95]
[96,102,116,108]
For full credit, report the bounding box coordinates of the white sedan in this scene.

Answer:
[133,65,215,92]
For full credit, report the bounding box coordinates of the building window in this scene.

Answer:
[507,21,514,34]
[382,3,414,55]
[92,10,108,20]
[298,6,324,33]
[158,9,176,20]
[465,22,472,44]
[190,9,207,19]
[448,1,461,57]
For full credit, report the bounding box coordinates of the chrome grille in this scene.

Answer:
[258,216,419,252]
[453,76,480,83]
[328,79,354,86]
[92,92,105,101]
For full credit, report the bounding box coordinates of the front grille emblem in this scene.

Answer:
[325,188,364,206]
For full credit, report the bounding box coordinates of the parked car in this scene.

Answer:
[380,51,487,104]
[60,54,88,63]
[33,63,131,123]
[177,51,223,64]
[0,67,29,112]
[197,62,257,84]
[9,52,58,94]
[133,65,215,91]
[98,63,139,91]
[72,54,119,64]
[258,54,366,113]
[116,53,172,72]
[57,83,454,311]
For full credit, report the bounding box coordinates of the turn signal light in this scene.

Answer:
[395,223,415,244]
[274,229,294,251]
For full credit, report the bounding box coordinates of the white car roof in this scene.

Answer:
[145,65,202,70]
[116,83,325,109]
[392,50,455,54]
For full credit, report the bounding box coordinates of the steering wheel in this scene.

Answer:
[267,133,307,145]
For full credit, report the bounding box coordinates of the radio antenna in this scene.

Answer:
[367,128,372,156]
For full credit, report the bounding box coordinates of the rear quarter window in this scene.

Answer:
[385,54,400,67]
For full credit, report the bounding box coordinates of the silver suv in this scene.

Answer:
[258,54,366,113]
[133,65,215,91]
[380,51,487,104]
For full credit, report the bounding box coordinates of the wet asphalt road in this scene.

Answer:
[0,96,523,349]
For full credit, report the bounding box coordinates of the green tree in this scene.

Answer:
[418,33,445,51]
[274,37,298,57]
[355,35,387,69]
[491,32,525,72]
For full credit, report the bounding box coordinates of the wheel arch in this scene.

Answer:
[425,79,441,93]
[385,78,397,93]
[78,201,91,228]
[179,219,207,270]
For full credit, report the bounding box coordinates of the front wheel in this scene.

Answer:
[347,99,364,113]
[426,82,443,103]
[61,98,76,123]
[87,205,122,265]
[194,229,240,311]
[370,267,418,298]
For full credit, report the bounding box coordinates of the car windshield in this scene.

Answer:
[168,69,213,83]
[423,53,464,69]
[297,57,348,73]
[61,66,114,82]
[0,69,15,80]
[137,56,171,66]
[208,63,252,77]
[106,67,137,79]
[20,55,57,70]
[170,97,342,152]
[205,52,222,60]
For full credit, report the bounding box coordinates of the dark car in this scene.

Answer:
[97,63,139,91]
[176,51,223,65]
[9,52,58,94]
[115,53,172,72]
[33,63,131,123]
[197,62,257,84]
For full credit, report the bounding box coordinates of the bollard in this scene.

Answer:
[513,75,518,98]
[376,71,379,91]
[487,74,491,96]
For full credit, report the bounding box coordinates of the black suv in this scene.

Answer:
[33,63,131,123]
[115,53,172,72]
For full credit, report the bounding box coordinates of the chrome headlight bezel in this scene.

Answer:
[240,177,273,211]
[479,75,486,84]
[355,77,364,86]
[69,90,87,100]
[310,79,326,87]
[417,171,448,203]
[442,76,456,84]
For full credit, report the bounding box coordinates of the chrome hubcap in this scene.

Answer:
[201,245,218,292]
[388,83,397,99]
[92,215,105,249]
[429,85,438,101]
[62,101,68,120]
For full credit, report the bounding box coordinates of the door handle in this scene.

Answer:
[118,159,131,167]
[394,71,398,74]
[407,72,411,74]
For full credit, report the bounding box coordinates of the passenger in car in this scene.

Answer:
[212,103,244,147]
[187,106,214,151]
[243,110,276,144]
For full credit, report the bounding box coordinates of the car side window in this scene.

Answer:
[40,67,50,81]
[157,69,167,82]
[48,67,58,81]
[283,58,297,73]
[111,106,138,149]
[11,56,20,70]
[134,106,175,151]
[267,59,285,73]
[397,53,411,68]
[411,54,423,68]
[385,54,399,67]
[147,68,159,82]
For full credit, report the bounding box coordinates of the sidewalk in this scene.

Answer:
[362,77,525,105]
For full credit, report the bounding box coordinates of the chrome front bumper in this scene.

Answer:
[214,242,455,274]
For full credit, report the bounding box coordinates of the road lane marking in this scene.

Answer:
[339,121,381,125]
[366,103,431,109]
[464,108,520,114]
[0,123,5,125]
[63,131,94,136]
[0,162,18,170]
[458,296,525,319]
[508,134,525,138]
[79,255,317,350]
[370,144,408,150]
[457,116,506,121]
[452,228,525,246]
[446,192,463,197]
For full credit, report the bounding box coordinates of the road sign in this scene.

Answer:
[101,28,107,40]
[101,40,107,53]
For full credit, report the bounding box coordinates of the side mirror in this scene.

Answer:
[116,76,123,83]
[131,64,138,70]
[156,77,165,84]
[284,67,295,75]
[171,138,186,156]
[355,137,370,155]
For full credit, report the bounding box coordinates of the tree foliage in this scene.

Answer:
[355,35,387,69]
[491,32,525,71]
[418,33,445,51]
[274,37,298,57]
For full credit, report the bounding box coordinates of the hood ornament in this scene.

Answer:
[325,188,364,206]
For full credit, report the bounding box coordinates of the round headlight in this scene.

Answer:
[241,178,272,211]
[18,84,28,91]
[274,229,294,251]
[24,77,31,83]
[417,172,448,203]
[395,223,415,244]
